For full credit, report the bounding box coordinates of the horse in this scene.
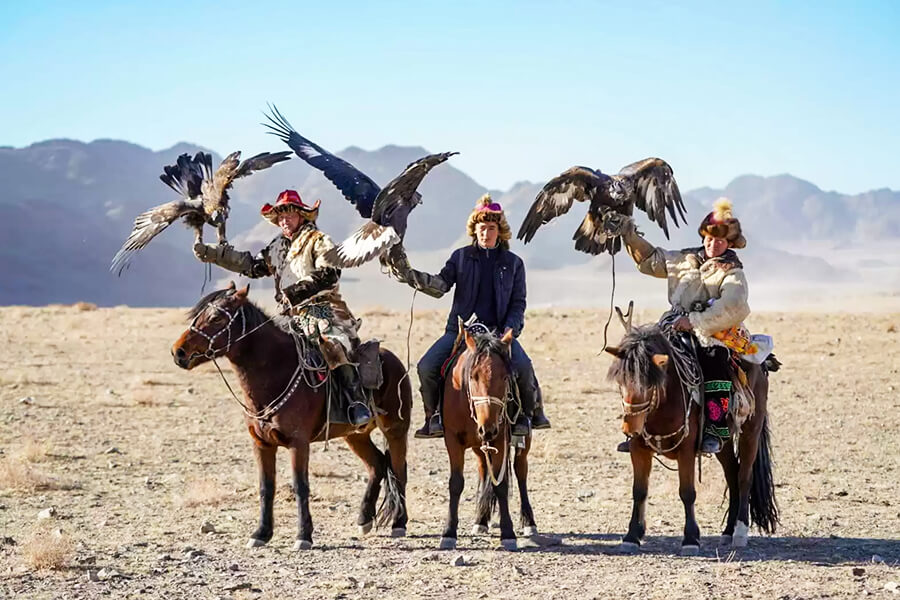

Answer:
[605,322,778,555]
[170,283,411,550]
[438,325,538,551]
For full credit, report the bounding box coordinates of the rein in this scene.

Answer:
[621,325,702,455]
[464,348,512,486]
[187,300,326,422]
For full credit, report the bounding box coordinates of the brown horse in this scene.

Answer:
[605,323,778,555]
[171,283,411,550]
[439,325,537,551]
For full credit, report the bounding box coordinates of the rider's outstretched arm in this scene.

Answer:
[193,243,272,278]
[386,245,457,299]
[607,215,670,278]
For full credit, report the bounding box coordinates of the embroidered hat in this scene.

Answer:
[698,198,746,249]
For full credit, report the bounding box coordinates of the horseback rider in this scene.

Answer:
[387,195,551,439]
[192,189,373,427]
[609,198,752,454]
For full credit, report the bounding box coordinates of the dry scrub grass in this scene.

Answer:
[21,526,74,570]
[0,458,57,492]
[71,301,97,311]
[14,437,50,463]
[178,478,235,508]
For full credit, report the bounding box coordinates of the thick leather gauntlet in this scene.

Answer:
[193,243,254,273]
[408,270,451,299]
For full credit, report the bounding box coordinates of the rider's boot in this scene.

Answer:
[414,370,443,439]
[334,364,373,427]
[616,437,632,453]
[530,381,551,430]
[511,372,536,437]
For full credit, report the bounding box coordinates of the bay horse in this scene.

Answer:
[439,325,537,551]
[171,283,411,550]
[605,322,778,555]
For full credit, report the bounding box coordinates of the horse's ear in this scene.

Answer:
[226,280,236,291]
[464,328,476,352]
[234,284,250,300]
[652,354,670,370]
[604,345,623,359]
[500,328,514,346]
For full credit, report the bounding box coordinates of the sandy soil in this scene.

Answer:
[1,302,899,599]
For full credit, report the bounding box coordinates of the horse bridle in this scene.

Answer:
[188,302,247,361]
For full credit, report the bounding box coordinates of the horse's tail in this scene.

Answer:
[375,449,406,529]
[749,415,779,533]
[475,474,498,522]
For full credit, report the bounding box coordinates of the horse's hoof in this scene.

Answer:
[358,521,373,535]
[471,524,489,535]
[439,537,457,550]
[732,521,749,548]
[720,534,733,546]
[680,544,700,557]
[246,538,267,549]
[390,528,407,538]
[618,541,640,554]
[523,525,538,537]
[500,538,518,551]
[292,539,313,551]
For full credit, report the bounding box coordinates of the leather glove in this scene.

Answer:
[602,212,636,237]
[192,243,253,273]
[385,244,412,283]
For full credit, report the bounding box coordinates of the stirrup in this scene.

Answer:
[512,415,531,437]
[348,402,373,427]
[700,435,722,454]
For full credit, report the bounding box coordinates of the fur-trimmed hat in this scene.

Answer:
[466,194,512,249]
[260,189,320,224]
[698,198,745,249]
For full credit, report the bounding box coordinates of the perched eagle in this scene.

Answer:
[517,158,686,255]
[263,105,455,268]
[110,150,291,275]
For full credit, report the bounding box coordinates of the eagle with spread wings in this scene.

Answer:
[110,150,291,275]
[263,105,455,268]
[517,158,686,255]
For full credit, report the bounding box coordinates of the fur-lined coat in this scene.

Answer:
[622,229,750,348]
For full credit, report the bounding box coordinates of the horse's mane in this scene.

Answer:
[462,331,512,378]
[607,324,671,397]
[186,289,292,333]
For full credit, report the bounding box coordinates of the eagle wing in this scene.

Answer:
[110,198,203,275]
[323,222,401,268]
[616,157,685,239]
[370,151,457,236]
[208,150,292,207]
[516,166,608,244]
[263,105,380,218]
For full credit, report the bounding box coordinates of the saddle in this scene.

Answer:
[355,339,383,390]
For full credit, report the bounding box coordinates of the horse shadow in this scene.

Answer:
[522,532,900,564]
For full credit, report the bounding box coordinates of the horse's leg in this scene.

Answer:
[248,443,276,547]
[471,448,490,534]
[344,433,385,536]
[622,444,653,551]
[440,437,466,550]
[289,442,314,550]
[514,436,537,536]
[491,442,517,550]
[383,429,409,536]
[715,440,740,544]
[733,422,761,548]
[677,446,701,555]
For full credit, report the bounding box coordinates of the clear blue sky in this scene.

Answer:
[1,1,898,194]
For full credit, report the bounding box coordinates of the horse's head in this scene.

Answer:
[606,325,672,435]
[461,327,514,445]
[172,281,251,369]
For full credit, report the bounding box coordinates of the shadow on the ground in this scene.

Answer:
[355,532,900,564]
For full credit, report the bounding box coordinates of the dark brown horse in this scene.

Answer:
[439,326,537,551]
[171,283,411,550]
[605,324,778,554]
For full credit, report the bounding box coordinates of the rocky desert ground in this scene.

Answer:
[1,300,899,599]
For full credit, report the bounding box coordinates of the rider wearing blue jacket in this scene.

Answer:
[388,195,551,438]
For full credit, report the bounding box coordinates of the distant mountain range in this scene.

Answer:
[2,138,898,306]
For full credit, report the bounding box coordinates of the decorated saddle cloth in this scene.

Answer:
[713,325,773,365]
